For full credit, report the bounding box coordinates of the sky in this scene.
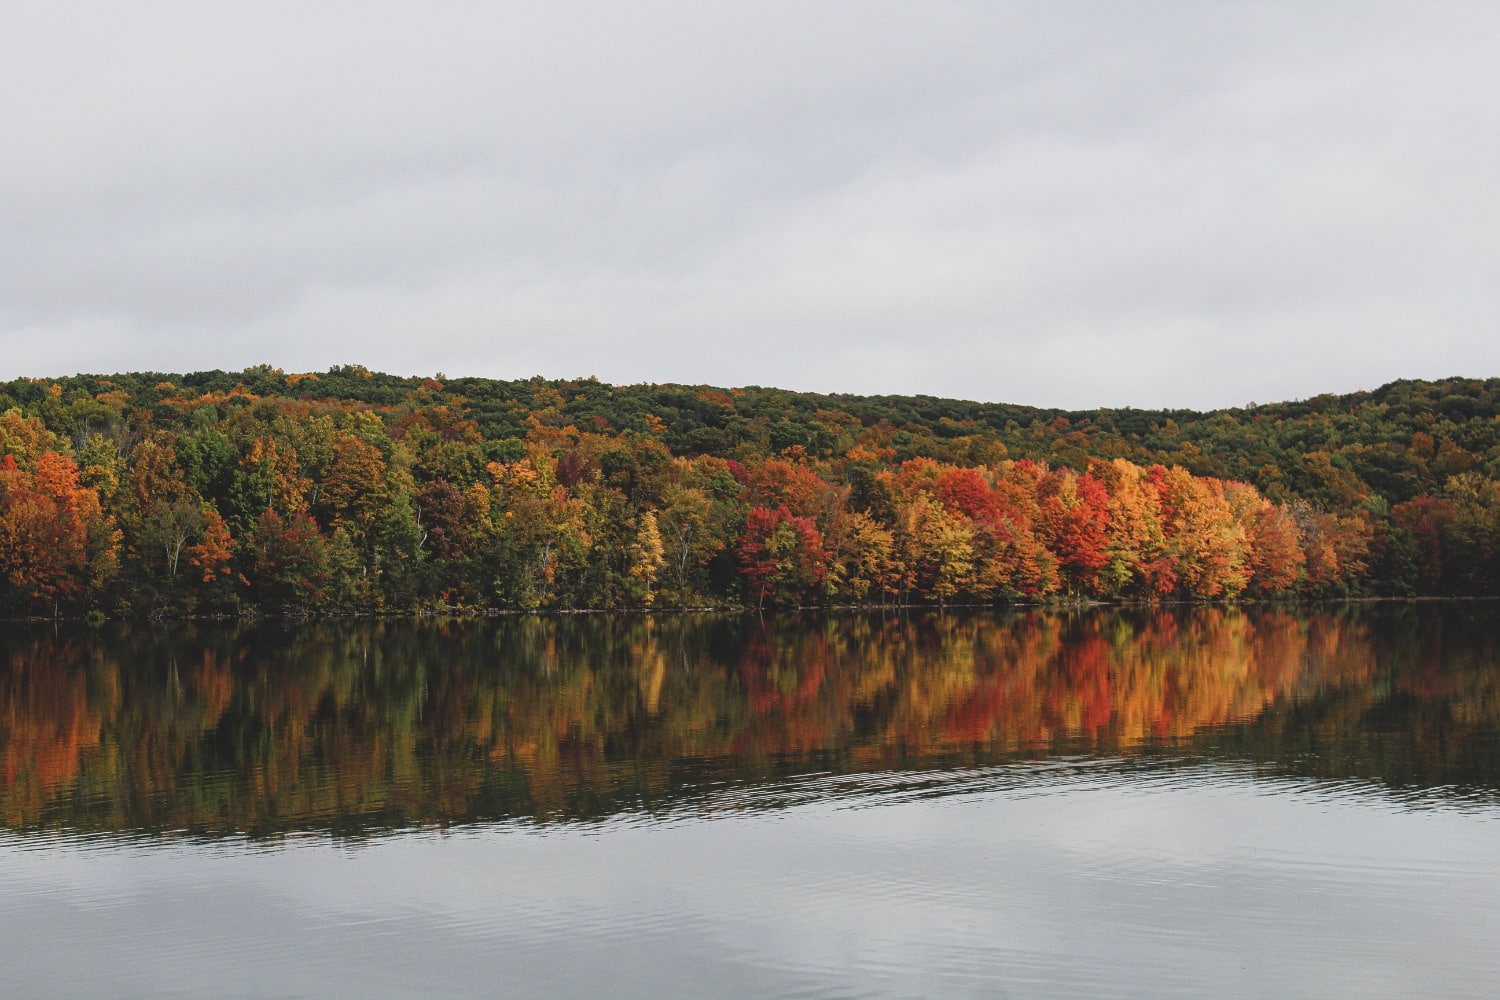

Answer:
[2,2,1498,411]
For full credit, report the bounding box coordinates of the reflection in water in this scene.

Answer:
[3,604,1500,836]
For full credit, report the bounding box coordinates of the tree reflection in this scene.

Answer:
[3,605,1499,836]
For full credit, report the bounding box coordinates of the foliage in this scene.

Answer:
[1,368,1498,615]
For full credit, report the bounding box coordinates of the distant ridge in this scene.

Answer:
[8,367,1495,505]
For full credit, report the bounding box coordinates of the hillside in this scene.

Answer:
[1,368,1496,615]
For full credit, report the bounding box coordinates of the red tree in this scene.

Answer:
[736,505,827,607]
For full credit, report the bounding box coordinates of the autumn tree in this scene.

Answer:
[249,509,330,610]
[1038,468,1111,595]
[1440,474,1500,594]
[626,510,667,606]
[1391,495,1450,593]
[319,434,389,535]
[1152,465,1250,599]
[737,506,827,608]
[893,495,975,605]
[1089,458,1169,598]
[1224,480,1305,595]
[829,510,897,603]
[0,452,119,612]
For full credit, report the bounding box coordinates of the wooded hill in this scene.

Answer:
[1,367,1496,616]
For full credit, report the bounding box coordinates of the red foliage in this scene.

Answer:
[743,460,827,519]
[736,505,827,606]
[1040,470,1111,590]
[1393,495,1450,592]
[1247,503,1305,594]
[934,467,998,522]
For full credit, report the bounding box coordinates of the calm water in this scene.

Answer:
[3,605,1500,998]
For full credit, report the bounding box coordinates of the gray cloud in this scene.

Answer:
[2,2,1498,408]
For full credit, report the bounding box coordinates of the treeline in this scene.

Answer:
[5,607,1497,834]
[0,367,1497,616]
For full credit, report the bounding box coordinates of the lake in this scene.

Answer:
[3,604,1500,998]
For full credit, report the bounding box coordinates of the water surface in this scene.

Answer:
[3,605,1499,997]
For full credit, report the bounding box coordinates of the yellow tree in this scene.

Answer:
[1152,465,1250,599]
[319,434,388,535]
[627,510,667,606]
[242,436,311,516]
[830,509,897,603]
[1090,458,1169,598]
[893,494,974,604]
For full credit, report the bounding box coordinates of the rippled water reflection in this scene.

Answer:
[3,604,1500,997]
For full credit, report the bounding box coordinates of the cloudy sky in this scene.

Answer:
[2,2,1497,409]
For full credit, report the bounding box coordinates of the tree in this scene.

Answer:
[1224,480,1304,596]
[1038,469,1110,595]
[1248,502,1306,595]
[139,497,204,581]
[320,434,388,534]
[657,486,718,599]
[830,510,896,603]
[1152,465,1250,599]
[743,459,830,521]
[1391,495,1449,593]
[240,436,310,518]
[1090,458,1169,598]
[1290,501,1372,594]
[249,509,329,610]
[187,506,235,586]
[737,505,827,608]
[627,511,666,606]
[0,452,119,612]
[1440,474,1500,594]
[0,409,62,463]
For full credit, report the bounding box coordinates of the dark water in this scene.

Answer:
[3,605,1500,998]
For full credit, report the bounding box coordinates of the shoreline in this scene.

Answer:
[8,593,1498,625]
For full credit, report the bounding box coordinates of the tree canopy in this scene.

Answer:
[1,367,1496,616]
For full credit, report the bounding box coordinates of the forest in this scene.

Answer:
[0,366,1497,617]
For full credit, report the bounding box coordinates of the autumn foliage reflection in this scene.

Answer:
[3,607,1498,835]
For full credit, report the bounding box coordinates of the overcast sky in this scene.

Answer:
[2,2,1497,410]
